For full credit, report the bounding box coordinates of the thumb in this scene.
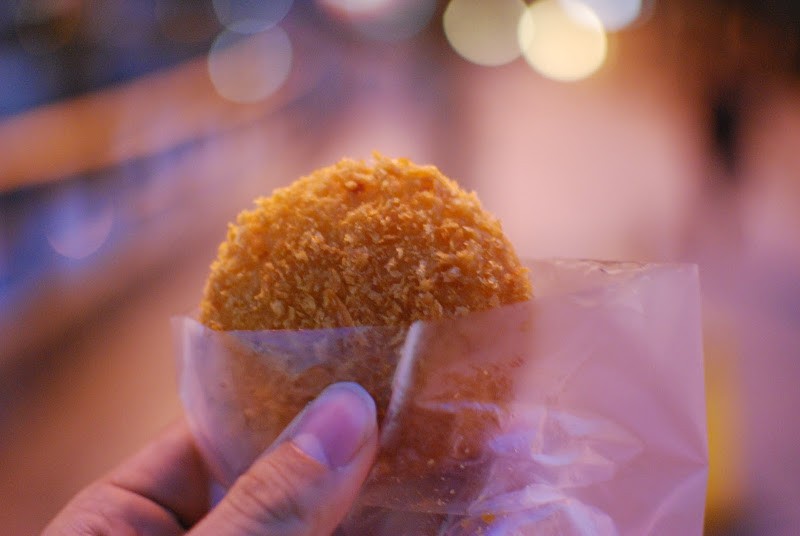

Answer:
[191,382,378,536]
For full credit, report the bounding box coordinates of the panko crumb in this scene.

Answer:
[200,152,531,330]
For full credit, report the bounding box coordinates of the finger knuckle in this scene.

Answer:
[225,445,326,532]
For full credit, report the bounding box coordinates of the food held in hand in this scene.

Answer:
[198,153,532,503]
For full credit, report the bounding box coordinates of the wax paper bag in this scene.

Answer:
[175,259,707,535]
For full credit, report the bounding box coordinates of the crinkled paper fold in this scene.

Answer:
[175,259,707,535]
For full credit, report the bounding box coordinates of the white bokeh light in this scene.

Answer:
[518,0,607,82]
[318,0,395,15]
[560,0,641,31]
[443,0,526,66]
[212,0,294,34]
[320,0,437,42]
[208,27,293,104]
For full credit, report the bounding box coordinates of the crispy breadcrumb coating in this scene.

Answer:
[200,153,531,330]
[194,154,532,514]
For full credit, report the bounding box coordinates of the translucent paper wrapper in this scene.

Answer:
[175,260,707,535]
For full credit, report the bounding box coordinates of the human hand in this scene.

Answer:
[44,382,378,536]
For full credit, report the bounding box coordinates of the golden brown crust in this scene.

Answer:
[195,155,532,514]
[200,153,531,330]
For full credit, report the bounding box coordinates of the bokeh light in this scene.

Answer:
[46,198,115,260]
[207,27,293,104]
[320,0,437,42]
[561,0,641,31]
[212,0,294,34]
[318,0,394,15]
[518,0,607,82]
[443,0,526,67]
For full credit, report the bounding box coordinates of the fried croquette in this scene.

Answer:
[200,153,531,331]
[195,154,532,510]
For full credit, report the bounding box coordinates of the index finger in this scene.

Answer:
[101,418,212,529]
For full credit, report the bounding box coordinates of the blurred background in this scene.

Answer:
[0,0,798,534]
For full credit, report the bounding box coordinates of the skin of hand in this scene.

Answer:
[43,382,379,536]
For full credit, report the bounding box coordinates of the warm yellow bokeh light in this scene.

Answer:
[518,0,607,82]
[207,28,293,104]
[443,0,526,66]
